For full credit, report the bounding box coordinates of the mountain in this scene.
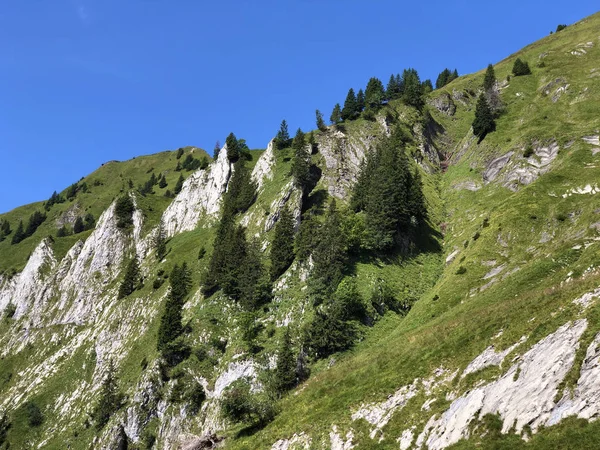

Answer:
[1,11,600,450]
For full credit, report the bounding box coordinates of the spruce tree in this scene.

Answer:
[155,220,167,261]
[356,89,365,112]
[84,213,96,230]
[73,216,85,234]
[275,120,291,149]
[1,220,10,236]
[270,206,295,281]
[11,220,25,244]
[226,132,240,161]
[56,225,69,238]
[91,360,123,430]
[436,68,451,89]
[274,327,297,394]
[483,64,496,91]
[291,128,310,192]
[386,74,400,100]
[24,211,47,238]
[512,58,531,76]
[341,88,358,121]
[422,79,433,94]
[174,174,184,195]
[315,109,327,131]
[330,103,342,124]
[472,94,496,140]
[158,174,167,189]
[157,263,190,352]
[118,256,141,299]
[365,77,385,110]
[115,195,135,229]
[176,147,184,159]
[213,140,221,159]
[225,159,257,214]
[402,69,424,109]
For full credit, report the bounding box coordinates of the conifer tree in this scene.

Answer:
[365,77,385,110]
[512,58,531,76]
[115,195,135,229]
[11,220,25,244]
[436,68,451,89]
[275,120,291,150]
[472,94,496,141]
[24,211,47,238]
[176,148,184,159]
[1,220,10,236]
[73,216,85,234]
[91,360,123,430]
[213,140,222,159]
[225,159,257,214]
[174,174,184,195]
[452,69,459,80]
[274,327,297,394]
[483,64,496,91]
[155,220,167,261]
[56,225,69,238]
[315,109,327,131]
[330,103,342,124]
[291,128,310,192]
[341,88,358,121]
[157,263,190,352]
[270,206,295,281]
[402,68,424,109]
[356,89,365,112]
[226,132,240,161]
[158,174,167,189]
[386,74,400,100]
[84,213,95,230]
[422,79,433,94]
[118,256,141,299]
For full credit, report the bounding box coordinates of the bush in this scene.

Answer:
[556,24,567,32]
[185,382,206,415]
[4,303,16,319]
[221,379,276,426]
[523,144,534,158]
[456,266,467,275]
[26,401,43,427]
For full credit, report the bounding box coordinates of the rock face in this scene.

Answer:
[162,146,232,237]
[264,181,302,232]
[428,93,456,116]
[418,320,588,449]
[252,140,276,189]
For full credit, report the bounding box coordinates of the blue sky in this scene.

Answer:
[0,1,598,213]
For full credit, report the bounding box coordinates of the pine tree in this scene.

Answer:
[24,211,47,238]
[226,132,240,161]
[330,103,342,124]
[341,88,358,121]
[84,213,96,230]
[213,140,222,159]
[451,69,459,80]
[1,220,10,236]
[158,174,167,189]
[174,174,184,195]
[422,79,433,94]
[483,64,496,91]
[436,68,451,89]
[472,94,496,140]
[91,360,123,430]
[115,195,135,229]
[274,327,297,394]
[356,89,365,112]
[155,220,167,261]
[512,58,531,76]
[118,256,141,299]
[157,263,190,351]
[176,148,184,159]
[56,225,69,238]
[402,69,424,109]
[11,220,25,244]
[270,206,295,281]
[315,109,327,131]
[291,128,310,192]
[225,159,257,214]
[73,216,85,234]
[275,120,291,150]
[386,74,400,100]
[365,77,385,110]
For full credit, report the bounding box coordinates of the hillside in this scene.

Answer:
[1,11,600,450]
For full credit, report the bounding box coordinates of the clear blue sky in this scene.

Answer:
[0,1,597,213]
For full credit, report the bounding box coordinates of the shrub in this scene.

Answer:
[26,401,44,427]
[456,266,467,275]
[512,58,531,76]
[556,24,567,32]
[185,382,206,415]
[221,379,276,426]
[4,303,16,319]
[523,144,534,158]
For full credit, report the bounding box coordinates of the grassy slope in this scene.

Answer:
[227,12,600,449]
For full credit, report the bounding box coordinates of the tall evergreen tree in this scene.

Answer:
[341,88,358,121]
[213,140,222,159]
[291,128,310,192]
[91,360,123,430]
[330,103,342,124]
[84,213,96,230]
[422,79,433,94]
[73,216,85,234]
[274,327,297,394]
[270,206,295,281]
[315,109,327,131]
[386,74,401,100]
[365,77,385,110]
[158,174,167,189]
[11,220,25,244]
[118,256,141,299]
[356,89,365,112]
[225,159,257,214]
[275,120,291,149]
[435,68,451,89]
[226,132,240,161]
[402,69,424,109]
[1,220,10,236]
[174,174,184,195]
[115,195,135,229]
[24,211,47,238]
[155,220,167,261]
[157,263,190,351]
[472,94,496,140]
[483,64,496,91]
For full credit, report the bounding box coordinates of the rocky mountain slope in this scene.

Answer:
[1,11,600,450]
